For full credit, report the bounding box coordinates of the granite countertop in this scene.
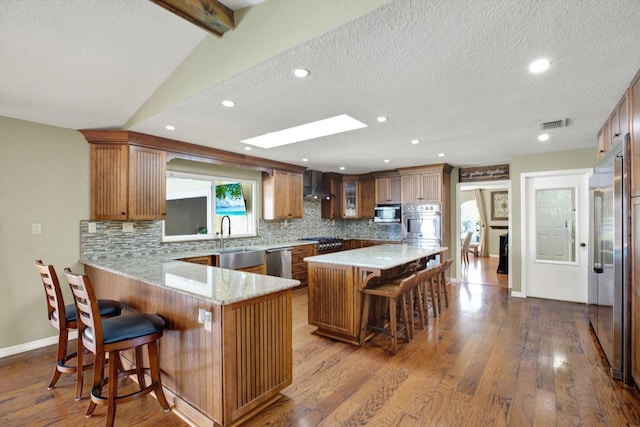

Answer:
[82,252,300,305]
[304,244,447,270]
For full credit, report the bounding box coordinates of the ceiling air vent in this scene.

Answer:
[538,118,568,130]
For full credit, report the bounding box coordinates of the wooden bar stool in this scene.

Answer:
[64,269,170,427]
[416,265,441,318]
[359,273,416,354]
[436,259,453,310]
[35,260,122,400]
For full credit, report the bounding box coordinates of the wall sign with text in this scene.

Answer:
[459,164,509,182]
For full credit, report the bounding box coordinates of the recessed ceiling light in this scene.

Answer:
[165,125,175,131]
[377,116,388,123]
[529,58,550,73]
[244,146,252,151]
[301,158,308,162]
[241,114,367,149]
[411,139,420,145]
[384,159,390,163]
[538,133,550,142]
[293,68,310,78]
[221,100,235,107]
[438,153,445,157]
[339,166,345,170]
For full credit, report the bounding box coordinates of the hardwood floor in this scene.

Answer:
[2,281,639,426]
[461,255,508,288]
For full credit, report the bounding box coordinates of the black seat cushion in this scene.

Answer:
[100,313,166,345]
[65,299,122,323]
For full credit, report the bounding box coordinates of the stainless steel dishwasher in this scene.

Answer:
[266,247,292,279]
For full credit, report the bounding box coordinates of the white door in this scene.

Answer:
[523,170,590,302]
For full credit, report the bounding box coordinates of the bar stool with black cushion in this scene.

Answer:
[35,260,122,400]
[436,259,454,310]
[416,264,441,318]
[64,269,170,427]
[359,273,416,355]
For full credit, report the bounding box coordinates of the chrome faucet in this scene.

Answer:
[220,215,231,249]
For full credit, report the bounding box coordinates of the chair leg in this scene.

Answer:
[87,352,105,417]
[440,273,449,308]
[428,279,439,317]
[414,284,426,329]
[48,329,67,390]
[135,347,146,388]
[148,341,170,411]
[389,296,398,355]
[359,294,372,346]
[106,350,119,427]
[400,293,412,342]
[74,336,84,401]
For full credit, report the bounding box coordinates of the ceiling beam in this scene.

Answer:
[149,0,234,37]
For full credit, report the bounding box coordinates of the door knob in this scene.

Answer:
[579,242,586,247]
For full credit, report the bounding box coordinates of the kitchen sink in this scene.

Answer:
[217,248,266,270]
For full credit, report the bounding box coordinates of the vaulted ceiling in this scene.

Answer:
[1,0,639,174]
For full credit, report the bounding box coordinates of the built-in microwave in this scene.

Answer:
[374,204,401,223]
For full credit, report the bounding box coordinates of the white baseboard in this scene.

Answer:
[0,330,78,359]
[510,291,526,298]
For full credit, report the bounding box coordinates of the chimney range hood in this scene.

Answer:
[303,170,335,200]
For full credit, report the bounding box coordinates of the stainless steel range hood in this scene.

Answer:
[303,170,335,200]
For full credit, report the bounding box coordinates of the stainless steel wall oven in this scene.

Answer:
[402,203,441,247]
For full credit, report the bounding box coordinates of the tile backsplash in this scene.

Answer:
[81,200,401,260]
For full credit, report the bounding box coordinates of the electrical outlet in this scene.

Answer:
[88,222,97,233]
[32,223,42,235]
[122,222,134,233]
[198,309,212,332]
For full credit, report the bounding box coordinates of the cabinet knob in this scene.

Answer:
[579,242,586,247]
[120,211,126,216]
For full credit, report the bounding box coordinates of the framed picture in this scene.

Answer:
[491,191,509,220]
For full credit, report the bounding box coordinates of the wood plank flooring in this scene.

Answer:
[2,279,639,426]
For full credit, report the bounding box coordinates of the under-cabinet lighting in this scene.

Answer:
[241,114,367,149]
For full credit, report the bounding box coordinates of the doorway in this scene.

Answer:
[521,169,590,302]
[456,181,511,289]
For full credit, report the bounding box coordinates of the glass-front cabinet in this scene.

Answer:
[343,181,357,217]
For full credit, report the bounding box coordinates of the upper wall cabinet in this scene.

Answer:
[263,170,303,220]
[598,90,630,161]
[374,176,402,204]
[90,143,166,220]
[321,173,376,219]
[358,177,376,219]
[399,164,452,203]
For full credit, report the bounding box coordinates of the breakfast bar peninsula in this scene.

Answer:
[304,244,447,345]
[82,256,299,427]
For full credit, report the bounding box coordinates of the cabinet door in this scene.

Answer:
[128,146,166,220]
[401,174,422,202]
[375,178,389,204]
[358,180,375,218]
[632,197,640,385]
[631,76,640,198]
[343,181,357,217]
[90,144,128,220]
[388,177,402,203]
[420,172,442,202]
[597,129,606,161]
[289,173,303,218]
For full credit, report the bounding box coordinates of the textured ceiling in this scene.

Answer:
[1,0,639,174]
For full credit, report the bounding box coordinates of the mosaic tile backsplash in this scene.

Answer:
[81,200,402,260]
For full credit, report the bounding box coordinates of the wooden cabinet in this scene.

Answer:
[292,244,315,287]
[358,177,376,219]
[632,197,640,387]
[178,255,213,266]
[237,264,267,274]
[375,176,402,204]
[598,90,630,161]
[263,170,303,220]
[401,171,442,203]
[631,71,640,198]
[322,173,375,219]
[90,143,166,220]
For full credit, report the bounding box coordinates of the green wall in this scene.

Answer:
[0,116,90,351]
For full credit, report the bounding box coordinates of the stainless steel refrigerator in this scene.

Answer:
[588,134,632,383]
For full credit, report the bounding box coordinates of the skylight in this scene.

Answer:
[241,114,368,149]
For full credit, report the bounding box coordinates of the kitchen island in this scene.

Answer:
[82,255,299,427]
[304,244,447,345]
